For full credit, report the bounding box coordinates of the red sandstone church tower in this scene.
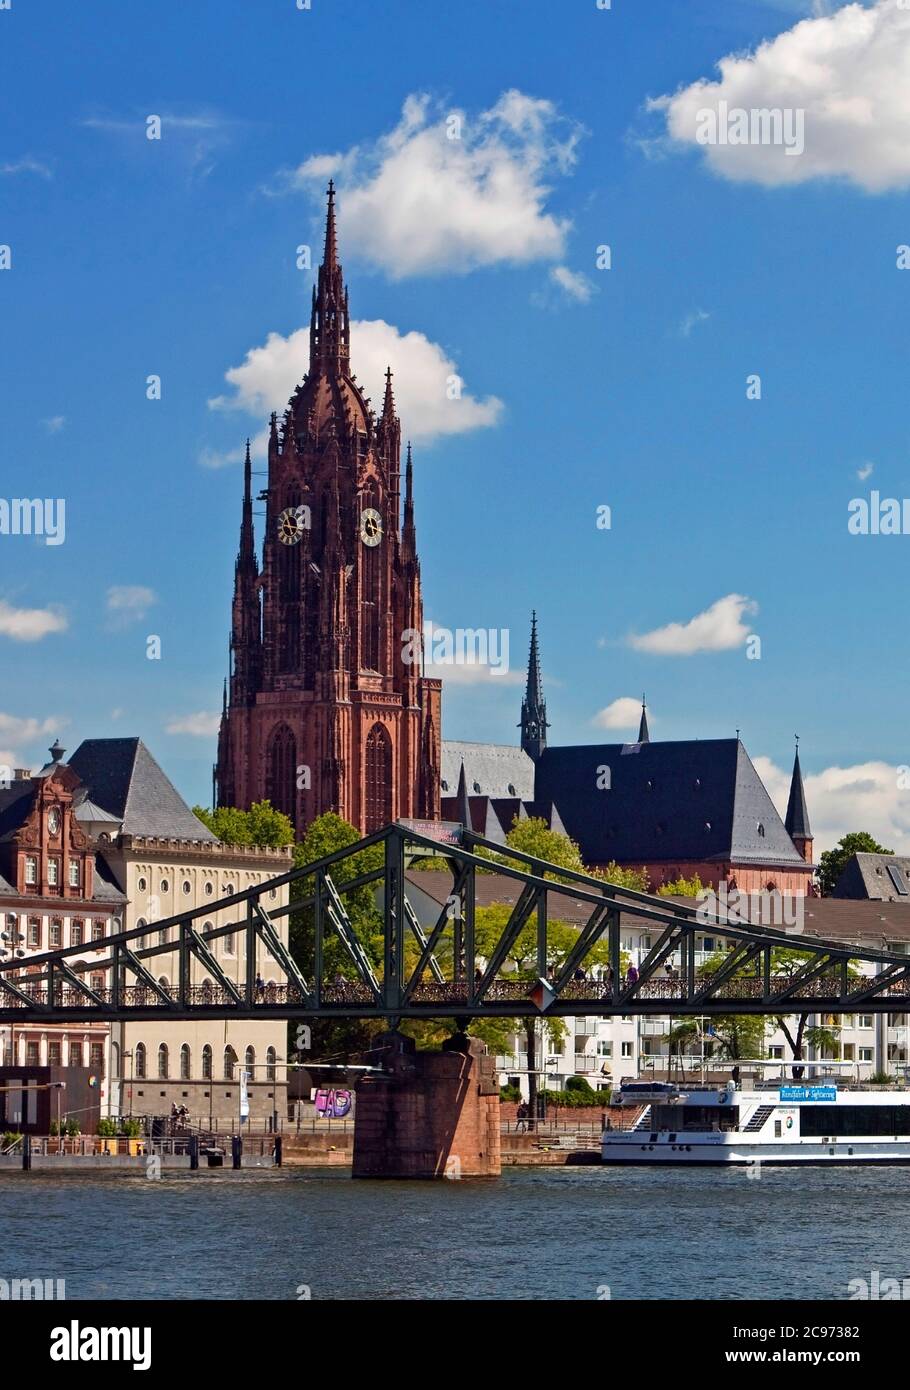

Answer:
[215,184,441,836]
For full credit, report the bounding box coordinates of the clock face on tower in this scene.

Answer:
[47,807,60,835]
[277,507,307,546]
[359,507,383,547]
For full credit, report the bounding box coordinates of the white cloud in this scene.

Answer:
[1,157,52,179]
[166,711,221,736]
[652,0,910,192]
[0,600,67,642]
[106,585,156,625]
[629,593,758,656]
[426,662,523,686]
[280,90,581,277]
[755,754,910,857]
[42,416,65,434]
[208,320,502,450]
[549,265,595,303]
[679,308,710,337]
[593,697,648,731]
[857,461,874,481]
[0,713,60,745]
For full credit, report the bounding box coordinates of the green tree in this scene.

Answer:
[590,862,650,893]
[193,800,294,847]
[657,873,704,898]
[817,831,893,897]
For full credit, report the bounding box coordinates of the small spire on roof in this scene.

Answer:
[638,695,650,744]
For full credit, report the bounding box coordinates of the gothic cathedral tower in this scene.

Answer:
[215,184,441,836]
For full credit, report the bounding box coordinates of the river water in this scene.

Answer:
[1,1165,906,1300]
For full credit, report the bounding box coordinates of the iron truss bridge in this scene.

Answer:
[1,821,909,1024]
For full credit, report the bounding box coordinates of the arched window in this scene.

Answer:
[364,722,392,832]
[135,1043,147,1079]
[202,1044,212,1080]
[158,1043,169,1079]
[111,1042,120,1078]
[180,1043,191,1080]
[224,1045,237,1081]
[266,724,296,821]
[267,1046,277,1082]
[245,1046,255,1074]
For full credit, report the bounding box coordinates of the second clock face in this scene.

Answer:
[359,507,383,547]
[47,808,61,835]
[277,506,307,545]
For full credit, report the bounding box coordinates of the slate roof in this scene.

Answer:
[831,853,910,901]
[68,739,218,842]
[532,738,806,867]
[0,782,35,843]
[441,741,535,800]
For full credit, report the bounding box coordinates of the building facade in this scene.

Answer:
[215,183,441,838]
[0,744,125,1125]
[68,738,293,1128]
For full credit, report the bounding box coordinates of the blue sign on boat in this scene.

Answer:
[779,1085,837,1103]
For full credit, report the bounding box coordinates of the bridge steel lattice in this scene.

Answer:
[1,822,908,1024]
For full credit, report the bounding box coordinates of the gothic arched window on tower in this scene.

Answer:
[364,722,393,832]
[267,723,297,822]
[360,493,381,672]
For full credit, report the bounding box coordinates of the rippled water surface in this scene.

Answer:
[1,1165,907,1300]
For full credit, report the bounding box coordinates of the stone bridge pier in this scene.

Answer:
[352,1029,501,1179]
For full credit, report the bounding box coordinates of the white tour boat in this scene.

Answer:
[601,1077,910,1164]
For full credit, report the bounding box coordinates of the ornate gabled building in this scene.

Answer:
[216,183,441,837]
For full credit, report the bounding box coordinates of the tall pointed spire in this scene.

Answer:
[456,761,472,831]
[309,181,350,376]
[638,694,650,744]
[520,610,549,761]
[381,366,395,422]
[238,439,255,568]
[785,737,813,861]
[323,178,338,270]
[403,441,415,537]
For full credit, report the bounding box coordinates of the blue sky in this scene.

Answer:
[1,0,909,851]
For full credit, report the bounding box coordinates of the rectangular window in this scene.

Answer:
[71,921,83,946]
[768,1046,784,1059]
[859,1016,873,1030]
[859,1047,873,1063]
[597,1040,612,1057]
[27,918,40,948]
[68,1042,83,1067]
[50,920,62,947]
[90,1043,104,1073]
[91,921,104,943]
[47,859,59,887]
[843,1043,855,1061]
[26,1040,40,1066]
[25,857,37,885]
[69,859,80,888]
[48,1042,61,1066]
[621,1042,634,1059]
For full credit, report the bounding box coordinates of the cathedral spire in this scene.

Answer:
[238,438,255,569]
[381,366,396,422]
[785,737,813,861]
[309,181,350,377]
[638,695,650,744]
[520,610,548,761]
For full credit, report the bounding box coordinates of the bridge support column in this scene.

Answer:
[352,1030,501,1179]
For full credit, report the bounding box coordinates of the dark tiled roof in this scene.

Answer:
[69,739,218,842]
[441,741,535,800]
[0,782,34,842]
[831,853,910,901]
[92,856,128,903]
[532,738,805,867]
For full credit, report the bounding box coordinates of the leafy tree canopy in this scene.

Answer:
[817,831,894,897]
[193,800,294,848]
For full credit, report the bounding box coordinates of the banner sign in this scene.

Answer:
[779,1085,837,1103]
